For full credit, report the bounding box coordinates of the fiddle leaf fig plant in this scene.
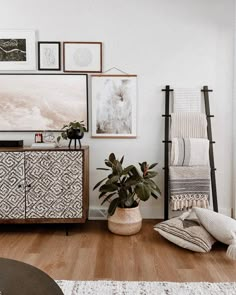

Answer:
[93,153,161,216]
[57,120,86,143]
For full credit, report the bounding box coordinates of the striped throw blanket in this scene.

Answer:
[173,88,201,113]
[171,112,207,138]
[171,138,209,166]
[169,166,210,211]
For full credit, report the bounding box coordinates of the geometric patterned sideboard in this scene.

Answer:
[0,146,89,224]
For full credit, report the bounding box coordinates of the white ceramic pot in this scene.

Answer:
[108,205,142,235]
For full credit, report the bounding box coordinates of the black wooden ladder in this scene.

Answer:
[162,85,218,220]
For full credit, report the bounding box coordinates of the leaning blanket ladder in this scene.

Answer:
[162,85,218,220]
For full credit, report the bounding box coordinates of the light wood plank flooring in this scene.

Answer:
[0,220,235,282]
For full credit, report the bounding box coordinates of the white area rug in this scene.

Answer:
[56,280,236,295]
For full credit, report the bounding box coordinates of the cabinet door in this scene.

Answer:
[25,151,83,219]
[0,152,25,219]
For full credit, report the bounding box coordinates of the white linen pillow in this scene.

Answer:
[154,213,215,253]
[193,208,236,245]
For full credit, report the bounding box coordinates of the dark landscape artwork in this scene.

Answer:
[0,39,26,62]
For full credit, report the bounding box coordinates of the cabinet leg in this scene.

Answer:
[65,225,69,236]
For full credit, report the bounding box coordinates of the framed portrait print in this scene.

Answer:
[63,42,102,73]
[38,42,61,70]
[0,74,88,131]
[0,30,36,70]
[91,75,137,138]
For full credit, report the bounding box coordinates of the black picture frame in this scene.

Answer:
[38,42,61,71]
[0,73,88,132]
[63,42,102,73]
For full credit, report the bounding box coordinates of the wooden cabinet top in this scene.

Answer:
[0,146,89,152]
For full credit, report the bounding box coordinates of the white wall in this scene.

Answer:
[0,0,234,218]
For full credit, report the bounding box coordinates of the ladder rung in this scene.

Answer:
[162,89,174,92]
[201,89,213,92]
[162,140,171,143]
[162,114,171,117]
[207,115,214,118]
[210,141,216,144]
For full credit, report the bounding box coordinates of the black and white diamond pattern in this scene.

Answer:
[0,152,25,219]
[25,151,83,219]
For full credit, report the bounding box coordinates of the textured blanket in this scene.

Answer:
[173,88,201,113]
[171,138,209,166]
[169,166,210,211]
[171,112,207,138]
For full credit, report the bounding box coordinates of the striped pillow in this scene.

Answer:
[154,214,216,252]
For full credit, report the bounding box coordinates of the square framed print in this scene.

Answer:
[63,42,102,73]
[0,30,36,70]
[38,42,61,70]
[0,74,88,131]
[91,74,137,138]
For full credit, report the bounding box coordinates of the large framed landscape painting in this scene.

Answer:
[0,30,36,70]
[0,74,88,131]
[91,75,137,138]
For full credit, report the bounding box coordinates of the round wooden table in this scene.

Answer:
[0,258,63,295]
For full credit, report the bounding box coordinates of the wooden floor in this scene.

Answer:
[0,220,235,282]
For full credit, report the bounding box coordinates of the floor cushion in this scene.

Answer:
[193,207,236,245]
[154,212,216,253]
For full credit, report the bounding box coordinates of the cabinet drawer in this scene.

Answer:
[0,152,25,219]
[25,151,83,219]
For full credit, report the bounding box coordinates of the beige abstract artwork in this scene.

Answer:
[0,74,88,131]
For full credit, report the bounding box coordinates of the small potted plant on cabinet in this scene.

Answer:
[57,120,86,148]
[93,153,161,235]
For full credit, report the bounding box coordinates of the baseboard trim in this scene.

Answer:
[88,206,233,220]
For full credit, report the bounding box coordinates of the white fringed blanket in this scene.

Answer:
[171,138,209,166]
[56,280,236,295]
[171,113,207,138]
[169,166,210,211]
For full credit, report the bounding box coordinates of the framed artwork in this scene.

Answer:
[63,42,102,73]
[38,42,61,70]
[91,75,137,138]
[0,74,88,131]
[0,30,36,70]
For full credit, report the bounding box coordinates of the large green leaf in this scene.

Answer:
[124,175,140,188]
[99,183,118,193]
[124,192,135,207]
[144,171,158,179]
[98,191,107,199]
[118,188,127,201]
[149,186,161,199]
[106,175,120,184]
[109,153,116,163]
[101,192,117,205]
[148,163,158,170]
[105,160,112,168]
[131,166,140,177]
[93,177,108,190]
[134,183,151,201]
[112,160,123,175]
[122,165,135,175]
[108,198,120,216]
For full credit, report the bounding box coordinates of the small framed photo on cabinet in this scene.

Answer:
[63,42,102,73]
[38,42,61,71]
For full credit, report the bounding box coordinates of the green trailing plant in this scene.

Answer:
[93,153,161,216]
[57,120,86,143]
